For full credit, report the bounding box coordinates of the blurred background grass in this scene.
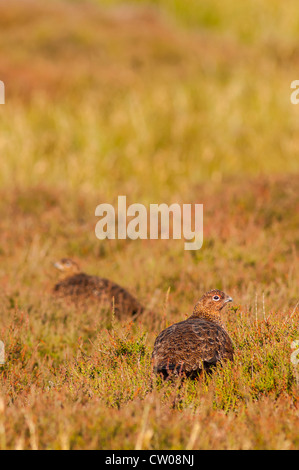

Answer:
[0,0,299,200]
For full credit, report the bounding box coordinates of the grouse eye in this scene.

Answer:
[213,295,220,301]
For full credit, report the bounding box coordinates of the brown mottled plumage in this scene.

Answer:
[52,258,144,318]
[152,289,234,379]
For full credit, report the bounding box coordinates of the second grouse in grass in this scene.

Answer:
[152,289,234,379]
[53,258,145,319]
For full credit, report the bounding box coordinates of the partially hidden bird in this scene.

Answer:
[152,289,234,379]
[52,258,145,319]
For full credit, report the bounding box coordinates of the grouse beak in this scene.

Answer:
[225,296,233,304]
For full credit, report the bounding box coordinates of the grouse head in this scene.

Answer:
[53,258,80,276]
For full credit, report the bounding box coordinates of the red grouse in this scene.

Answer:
[52,258,144,319]
[152,289,234,379]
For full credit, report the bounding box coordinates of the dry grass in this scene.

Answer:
[1,0,299,195]
[0,0,298,449]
